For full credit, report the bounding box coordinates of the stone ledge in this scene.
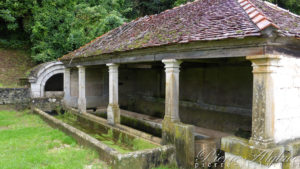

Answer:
[225,153,282,169]
[33,107,175,169]
[221,136,285,166]
[285,139,300,157]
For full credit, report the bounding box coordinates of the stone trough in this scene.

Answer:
[33,108,175,169]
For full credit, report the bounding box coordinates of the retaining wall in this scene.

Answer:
[0,88,30,106]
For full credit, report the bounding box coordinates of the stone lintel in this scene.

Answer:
[221,136,285,166]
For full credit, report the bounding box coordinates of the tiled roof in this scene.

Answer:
[60,0,300,61]
[248,0,300,38]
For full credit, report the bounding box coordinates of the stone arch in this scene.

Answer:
[28,61,65,98]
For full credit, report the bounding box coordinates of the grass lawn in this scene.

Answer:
[0,108,178,169]
[0,109,108,169]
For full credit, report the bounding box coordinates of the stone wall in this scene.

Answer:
[119,58,253,134]
[273,55,300,143]
[31,98,62,112]
[0,88,30,105]
[67,67,108,108]
[65,58,252,134]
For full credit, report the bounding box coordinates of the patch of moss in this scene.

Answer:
[132,138,158,150]
[56,113,159,154]
[121,115,162,137]
[236,30,243,34]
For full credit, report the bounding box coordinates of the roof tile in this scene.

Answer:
[252,15,264,23]
[60,0,299,60]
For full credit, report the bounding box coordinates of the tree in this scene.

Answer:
[267,0,300,14]
[0,0,298,63]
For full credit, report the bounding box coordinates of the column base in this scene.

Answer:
[249,137,275,149]
[162,119,175,145]
[174,123,195,169]
[107,104,120,125]
[62,95,70,107]
[78,98,86,113]
[162,119,195,169]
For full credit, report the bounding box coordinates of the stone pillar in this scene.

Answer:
[106,63,120,125]
[162,59,182,144]
[246,55,281,148]
[163,59,182,122]
[77,65,86,113]
[63,68,71,106]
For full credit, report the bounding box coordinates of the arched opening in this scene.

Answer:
[45,73,64,91]
[44,73,64,97]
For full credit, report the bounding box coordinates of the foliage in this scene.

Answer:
[0,0,299,63]
[29,0,127,62]
[0,0,128,62]
[173,0,194,7]
[0,109,106,169]
[267,0,300,15]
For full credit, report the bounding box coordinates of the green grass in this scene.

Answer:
[0,109,108,169]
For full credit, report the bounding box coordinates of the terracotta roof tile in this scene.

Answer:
[249,0,300,36]
[60,0,299,61]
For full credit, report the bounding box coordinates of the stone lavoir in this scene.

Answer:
[25,0,300,168]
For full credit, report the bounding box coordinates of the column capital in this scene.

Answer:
[106,63,119,73]
[246,55,282,73]
[106,63,119,67]
[162,59,182,68]
[77,65,85,69]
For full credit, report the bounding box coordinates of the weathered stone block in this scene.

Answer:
[174,122,195,169]
[195,138,217,169]
[222,136,285,166]
[0,88,30,109]
[224,153,282,169]
[107,104,121,125]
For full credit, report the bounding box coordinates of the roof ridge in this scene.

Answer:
[237,0,279,30]
[263,0,300,18]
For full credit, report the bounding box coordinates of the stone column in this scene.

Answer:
[162,59,182,144]
[246,55,281,148]
[163,59,182,122]
[106,63,120,125]
[77,65,86,113]
[63,68,71,106]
